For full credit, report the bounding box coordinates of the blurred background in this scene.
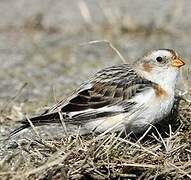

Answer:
[0,0,191,117]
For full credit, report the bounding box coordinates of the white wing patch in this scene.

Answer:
[68,105,124,117]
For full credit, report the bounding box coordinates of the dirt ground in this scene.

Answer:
[0,1,191,179]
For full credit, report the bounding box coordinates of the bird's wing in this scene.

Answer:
[11,64,155,136]
[46,64,154,123]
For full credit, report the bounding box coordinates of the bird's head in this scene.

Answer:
[135,49,185,90]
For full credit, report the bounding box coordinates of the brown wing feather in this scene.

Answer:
[48,64,154,114]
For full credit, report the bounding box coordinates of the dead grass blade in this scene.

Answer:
[80,40,127,63]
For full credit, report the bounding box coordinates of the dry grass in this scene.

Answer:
[0,1,191,179]
[0,41,190,179]
[0,96,191,180]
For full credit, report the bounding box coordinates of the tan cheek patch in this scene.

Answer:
[143,63,153,72]
[153,85,167,99]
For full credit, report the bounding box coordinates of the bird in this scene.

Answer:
[10,49,185,136]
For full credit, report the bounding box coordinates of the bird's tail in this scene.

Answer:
[10,112,60,137]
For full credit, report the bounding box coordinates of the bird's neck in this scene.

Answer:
[137,67,179,94]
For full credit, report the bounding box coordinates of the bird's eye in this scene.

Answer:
[156,56,163,62]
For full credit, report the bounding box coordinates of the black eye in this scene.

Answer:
[156,56,163,62]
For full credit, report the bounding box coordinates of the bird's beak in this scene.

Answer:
[171,57,185,68]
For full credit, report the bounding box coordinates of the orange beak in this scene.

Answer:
[171,58,185,68]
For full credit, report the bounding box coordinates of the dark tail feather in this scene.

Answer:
[10,112,60,137]
[9,124,31,137]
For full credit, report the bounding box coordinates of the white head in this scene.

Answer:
[135,49,185,91]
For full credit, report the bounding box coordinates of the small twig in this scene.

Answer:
[58,111,68,136]
[80,40,127,64]
[150,124,168,152]
[98,162,157,169]
[26,116,41,139]
[166,125,173,152]
[136,125,152,143]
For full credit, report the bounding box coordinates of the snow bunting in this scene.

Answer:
[11,49,185,136]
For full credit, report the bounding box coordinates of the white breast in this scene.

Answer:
[125,87,175,132]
